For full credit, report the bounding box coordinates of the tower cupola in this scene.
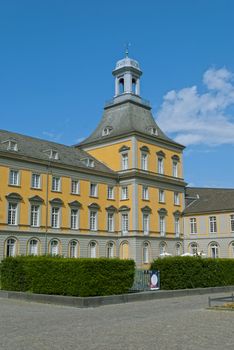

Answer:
[112,52,142,98]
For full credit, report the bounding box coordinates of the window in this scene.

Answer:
[209,216,217,233]
[9,170,19,186]
[143,213,149,234]
[141,153,148,170]
[90,241,97,258]
[107,212,114,232]
[90,211,97,231]
[107,242,114,258]
[29,239,38,256]
[7,140,18,151]
[230,215,234,232]
[102,127,112,136]
[159,216,166,236]
[70,209,79,229]
[142,186,149,200]
[210,242,219,258]
[52,176,61,192]
[143,242,149,263]
[190,218,197,234]
[149,127,158,136]
[175,217,180,237]
[31,173,41,189]
[159,242,166,255]
[122,153,129,170]
[175,242,182,256]
[51,207,60,228]
[31,205,40,227]
[71,179,79,194]
[158,157,164,174]
[81,158,94,167]
[172,161,178,177]
[190,242,198,256]
[174,192,180,205]
[121,186,128,200]
[69,240,78,258]
[8,203,18,225]
[50,240,59,256]
[49,150,59,160]
[107,186,114,199]
[122,213,129,234]
[6,238,17,257]
[90,183,97,197]
[159,190,165,203]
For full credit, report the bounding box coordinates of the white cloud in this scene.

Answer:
[156,67,234,146]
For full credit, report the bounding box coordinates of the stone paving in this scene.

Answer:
[0,292,234,350]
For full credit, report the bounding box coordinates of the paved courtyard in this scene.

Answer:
[0,292,234,350]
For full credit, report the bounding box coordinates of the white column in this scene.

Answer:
[136,79,140,95]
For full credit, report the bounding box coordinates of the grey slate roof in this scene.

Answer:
[0,129,116,175]
[78,99,183,148]
[184,187,234,214]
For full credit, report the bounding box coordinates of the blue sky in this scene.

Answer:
[0,0,234,188]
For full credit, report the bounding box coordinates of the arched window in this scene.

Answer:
[230,242,234,258]
[119,78,124,94]
[190,242,198,256]
[120,241,129,259]
[50,239,59,256]
[69,240,78,258]
[159,241,166,255]
[143,242,150,264]
[210,242,219,258]
[107,242,114,258]
[175,242,182,256]
[89,241,97,258]
[132,78,136,94]
[6,238,17,257]
[28,239,39,256]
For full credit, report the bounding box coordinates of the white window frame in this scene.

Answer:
[107,242,114,258]
[107,212,114,232]
[142,186,149,200]
[90,241,97,258]
[71,179,79,195]
[209,216,217,233]
[9,169,19,186]
[30,205,40,227]
[174,192,180,205]
[172,161,178,177]
[28,239,39,256]
[230,215,234,232]
[90,210,97,231]
[159,190,165,203]
[210,243,219,258]
[121,153,129,170]
[90,183,98,197]
[159,215,166,236]
[8,203,18,225]
[158,157,164,174]
[121,213,129,234]
[52,176,61,192]
[70,208,79,230]
[190,243,198,256]
[50,239,59,256]
[31,173,41,189]
[143,213,149,235]
[190,218,197,234]
[69,240,78,258]
[175,217,180,237]
[121,186,128,200]
[141,152,148,171]
[107,186,114,200]
[143,242,149,263]
[51,207,60,228]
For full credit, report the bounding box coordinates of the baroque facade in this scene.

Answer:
[0,55,233,267]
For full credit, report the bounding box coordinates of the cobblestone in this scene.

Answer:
[0,292,234,350]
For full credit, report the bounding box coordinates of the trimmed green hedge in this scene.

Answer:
[0,256,135,297]
[151,257,234,290]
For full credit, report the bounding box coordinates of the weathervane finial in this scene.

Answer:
[125,42,131,57]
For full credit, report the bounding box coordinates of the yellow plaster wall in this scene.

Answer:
[137,140,183,178]
[85,140,132,171]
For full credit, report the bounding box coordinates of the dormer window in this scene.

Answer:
[81,158,95,168]
[147,127,158,136]
[2,139,18,151]
[102,126,113,137]
[50,150,59,160]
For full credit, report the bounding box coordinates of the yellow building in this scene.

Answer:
[0,54,186,267]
